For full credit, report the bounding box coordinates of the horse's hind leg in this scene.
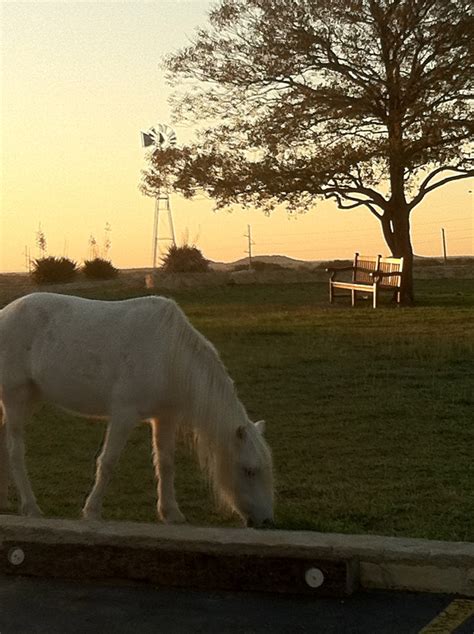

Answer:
[3,389,42,517]
[0,408,10,511]
[82,408,138,521]
[151,418,185,524]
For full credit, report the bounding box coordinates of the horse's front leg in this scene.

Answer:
[82,408,137,521]
[151,418,185,524]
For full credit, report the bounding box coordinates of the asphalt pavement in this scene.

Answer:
[1,576,473,633]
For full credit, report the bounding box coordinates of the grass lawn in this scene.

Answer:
[1,278,473,541]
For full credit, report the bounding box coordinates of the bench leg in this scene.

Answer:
[351,290,356,307]
[329,282,334,304]
[373,289,378,309]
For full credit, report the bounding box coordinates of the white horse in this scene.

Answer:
[0,293,274,528]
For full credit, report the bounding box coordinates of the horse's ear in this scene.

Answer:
[254,420,266,435]
[236,425,246,441]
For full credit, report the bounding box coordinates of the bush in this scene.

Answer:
[161,244,209,273]
[233,261,286,273]
[251,260,286,272]
[232,264,250,272]
[31,257,78,284]
[83,258,118,280]
[315,259,352,270]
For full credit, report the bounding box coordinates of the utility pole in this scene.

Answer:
[244,224,254,270]
[441,228,447,265]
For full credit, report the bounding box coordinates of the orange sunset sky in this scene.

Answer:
[1,1,472,273]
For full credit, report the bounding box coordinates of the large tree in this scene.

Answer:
[142,0,473,303]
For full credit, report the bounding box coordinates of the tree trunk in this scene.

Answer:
[391,211,414,305]
[385,99,414,304]
[380,205,415,305]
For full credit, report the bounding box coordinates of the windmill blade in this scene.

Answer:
[157,124,177,147]
[141,131,155,148]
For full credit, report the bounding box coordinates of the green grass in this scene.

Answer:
[3,278,474,541]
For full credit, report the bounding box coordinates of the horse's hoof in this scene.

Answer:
[82,508,101,521]
[22,505,43,518]
[160,508,186,524]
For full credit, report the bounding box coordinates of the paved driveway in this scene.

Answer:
[1,576,473,633]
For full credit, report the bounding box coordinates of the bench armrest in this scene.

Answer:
[326,266,354,280]
[326,266,354,273]
[370,270,404,280]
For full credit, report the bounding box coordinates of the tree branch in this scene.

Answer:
[323,187,385,219]
[409,165,474,210]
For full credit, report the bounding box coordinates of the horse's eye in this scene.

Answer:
[244,467,256,478]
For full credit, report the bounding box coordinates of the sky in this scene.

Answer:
[0,0,472,273]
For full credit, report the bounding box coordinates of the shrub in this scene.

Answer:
[233,261,286,273]
[251,260,286,272]
[31,257,78,284]
[161,244,209,273]
[83,258,118,280]
[232,264,250,272]
[315,259,352,270]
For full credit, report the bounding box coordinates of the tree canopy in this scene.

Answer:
[142,0,473,302]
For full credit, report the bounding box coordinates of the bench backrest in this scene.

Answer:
[353,254,380,284]
[378,256,404,288]
[353,253,403,288]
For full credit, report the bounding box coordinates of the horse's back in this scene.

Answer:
[0,293,182,415]
[1,292,176,329]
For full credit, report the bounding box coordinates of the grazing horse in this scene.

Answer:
[0,293,274,528]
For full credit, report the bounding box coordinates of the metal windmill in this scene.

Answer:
[141,124,177,272]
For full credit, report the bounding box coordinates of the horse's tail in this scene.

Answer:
[0,402,9,509]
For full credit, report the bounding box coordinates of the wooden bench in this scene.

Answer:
[326,253,404,308]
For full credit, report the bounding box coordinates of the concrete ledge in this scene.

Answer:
[0,515,473,596]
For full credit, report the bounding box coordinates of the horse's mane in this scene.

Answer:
[155,298,251,491]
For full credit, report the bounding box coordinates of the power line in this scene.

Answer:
[245,216,472,242]
[204,213,473,260]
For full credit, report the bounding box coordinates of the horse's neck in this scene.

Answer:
[170,317,246,443]
[187,361,245,446]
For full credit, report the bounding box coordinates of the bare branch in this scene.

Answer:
[409,165,474,210]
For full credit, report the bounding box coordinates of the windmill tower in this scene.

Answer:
[141,124,177,272]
